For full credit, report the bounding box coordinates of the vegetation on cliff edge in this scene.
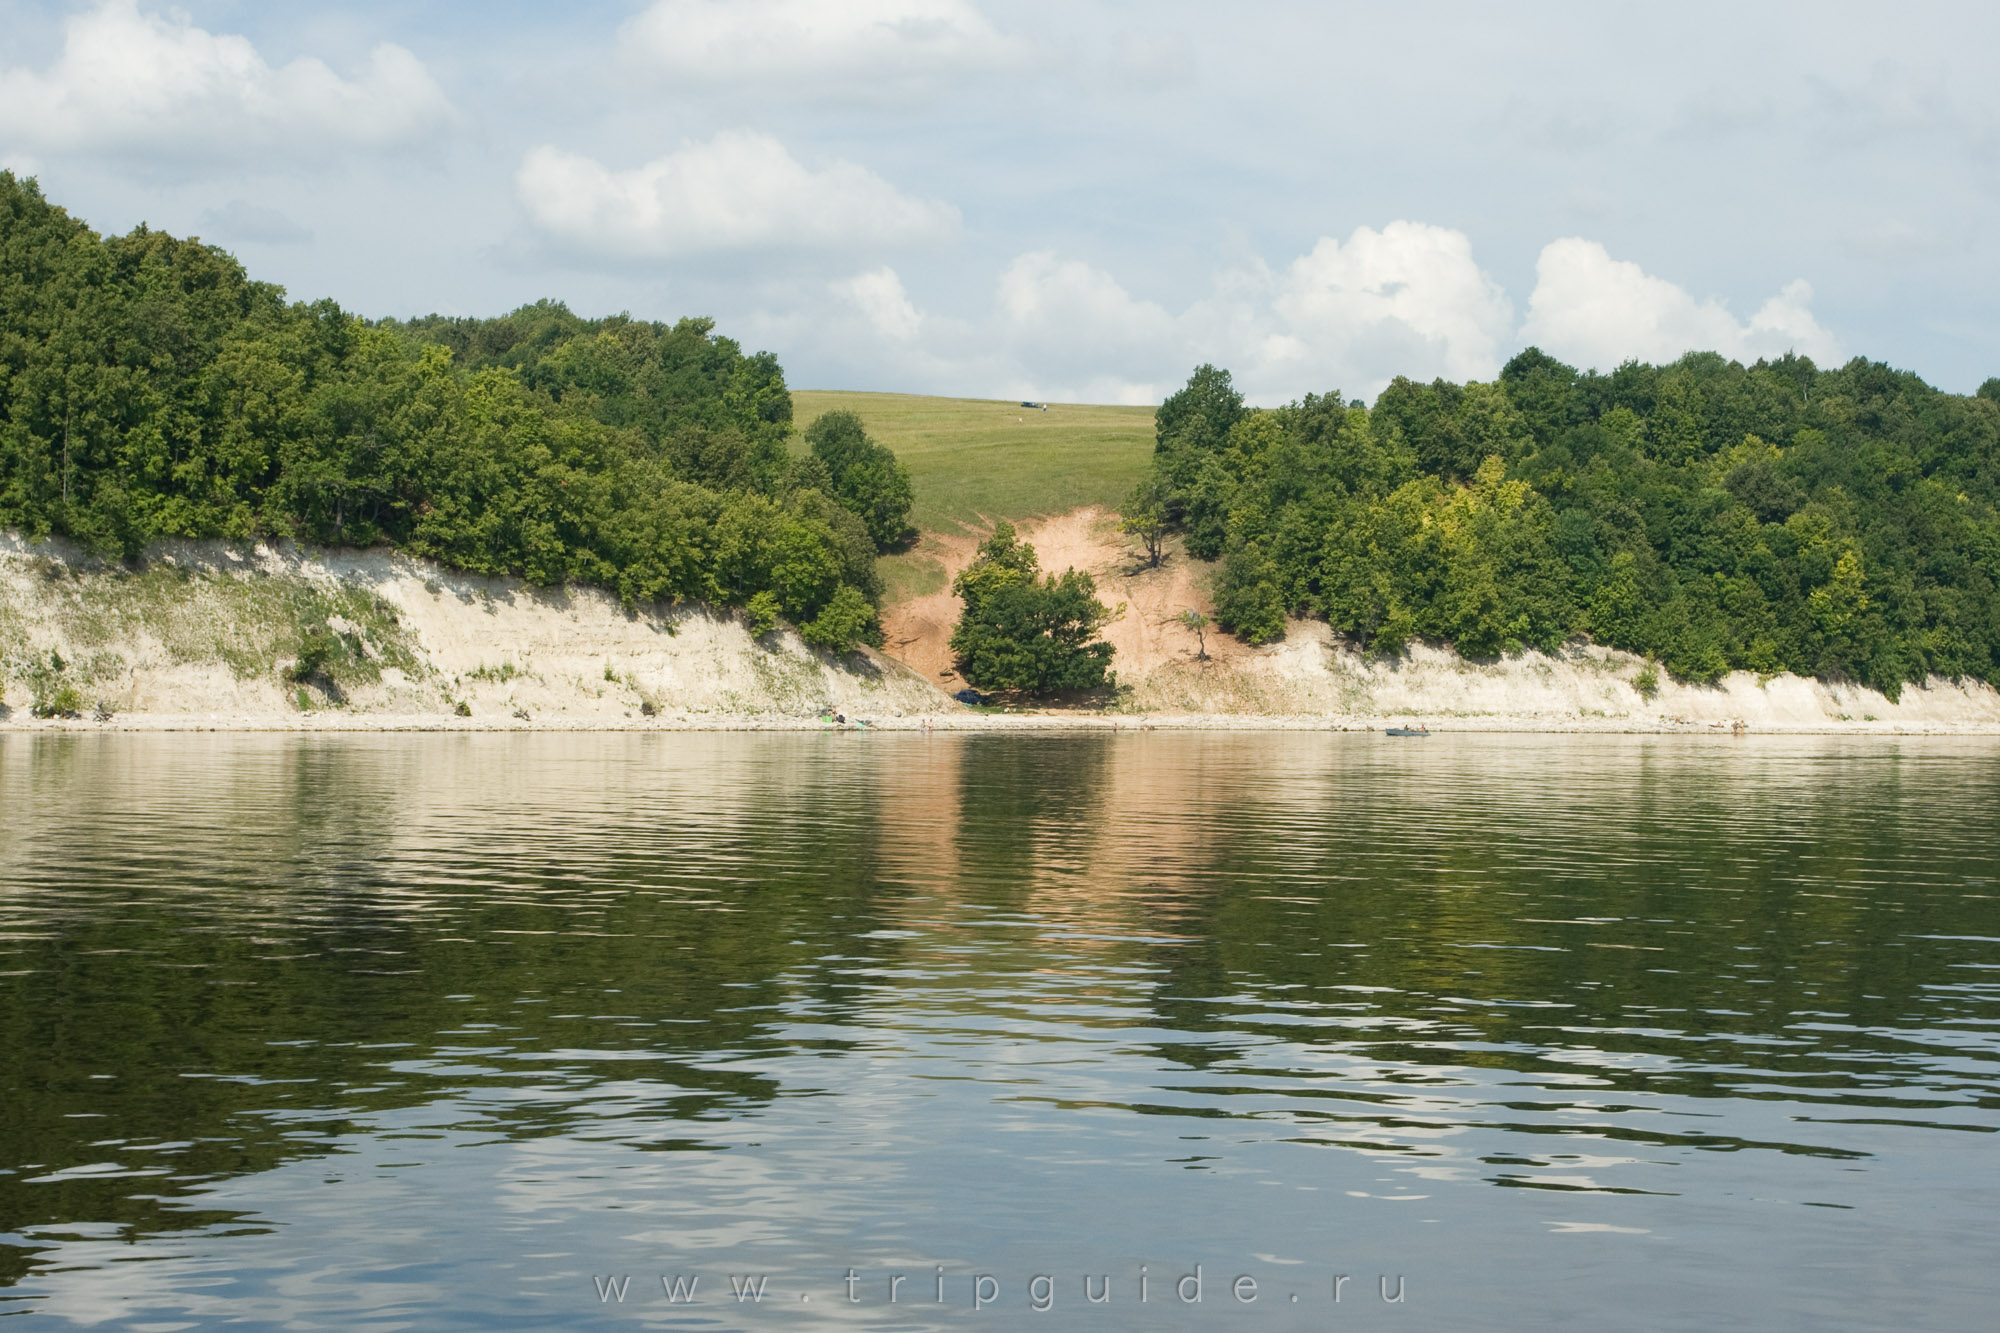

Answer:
[0,173,909,650]
[1139,355,2000,698]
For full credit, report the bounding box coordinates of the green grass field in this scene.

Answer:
[791,390,1156,536]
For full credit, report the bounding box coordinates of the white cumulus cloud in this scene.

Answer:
[806,225,1517,405]
[775,228,1846,406]
[1250,220,1516,394]
[0,0,453,162]
[993,252,1180,402]
[621,0,1015,89]
[516,131,959,261]
[798,266,1000,394]
[998,252,1175,353]
[835,267,925,342]
[1521,238,1841,369]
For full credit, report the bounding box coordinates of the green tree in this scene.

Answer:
[1155,363,1245,455]
[801,584,881,652]
[1213,543,1287,645]
[1121,474,1170,566]
[1179,608,1210,659]
[950,522,1116,694]
[804,410,915,551]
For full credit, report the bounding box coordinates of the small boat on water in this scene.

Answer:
[1385,726,1430,737]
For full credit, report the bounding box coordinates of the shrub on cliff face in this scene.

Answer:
[21,652,82,717]
[745,591,782,637]
[800,584,880,653]
[288,628,338,683]
[31,682,81,718]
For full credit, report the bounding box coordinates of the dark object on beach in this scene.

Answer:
[953,688,989,706]
[1385,726,1429,737]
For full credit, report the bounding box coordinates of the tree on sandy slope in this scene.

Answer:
[1179,608,1210,659]
[950,522,1116,695]
[1121,474,1170,567]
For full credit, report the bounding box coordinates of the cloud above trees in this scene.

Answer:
[2,2,1919,399]
[515,131,959,261]
[1253,222,1517,393]
[0,0,452,165]
[802,228,1841,406]
[1522,238,1840,371]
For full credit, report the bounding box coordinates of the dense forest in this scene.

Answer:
[0,173,909,651]
[1137,351,2000,696]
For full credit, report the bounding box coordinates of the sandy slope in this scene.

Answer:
[882,507,1227,694]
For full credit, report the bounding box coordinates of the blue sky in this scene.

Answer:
[3,0,1996,404]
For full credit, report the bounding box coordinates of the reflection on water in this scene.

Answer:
[1,732,1997,1330]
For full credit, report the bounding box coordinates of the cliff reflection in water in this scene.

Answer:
[1,732,1996,1330]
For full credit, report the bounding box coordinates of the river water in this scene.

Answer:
[1,732,1996,1331]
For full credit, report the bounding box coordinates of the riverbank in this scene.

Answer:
[0,532,947,728]
[7,531,2000,734]
[8,712,1999,734]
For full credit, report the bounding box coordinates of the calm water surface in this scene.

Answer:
[1,732,1997,1331]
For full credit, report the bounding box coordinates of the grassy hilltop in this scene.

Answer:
[791,391,1155,536]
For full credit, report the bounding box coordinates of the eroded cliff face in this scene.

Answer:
[0,534,954,727]
[8,524,1999,733]
[1119,624,2000,730]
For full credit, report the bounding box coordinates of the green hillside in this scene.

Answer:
[790,391,1155,535]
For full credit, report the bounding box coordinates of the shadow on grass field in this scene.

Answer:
[791,390,1156,536]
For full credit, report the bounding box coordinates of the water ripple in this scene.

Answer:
[2,732,1998,1329]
